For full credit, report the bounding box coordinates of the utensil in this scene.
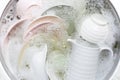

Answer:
[66,38,113,80]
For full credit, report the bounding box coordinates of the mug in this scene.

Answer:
[66,38,113,80]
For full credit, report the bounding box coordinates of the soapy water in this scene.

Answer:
[0,0,120,80]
